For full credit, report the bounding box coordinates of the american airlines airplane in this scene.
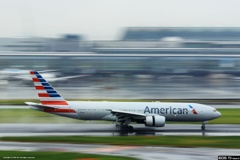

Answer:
[26,71,221,132]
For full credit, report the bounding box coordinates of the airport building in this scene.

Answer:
[1,27,240,77]
[1,27,240,99]
[0,34,83,52]
[122,27,240,41]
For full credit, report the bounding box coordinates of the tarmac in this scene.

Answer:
[0,123,239,137]
[0,141,239,160]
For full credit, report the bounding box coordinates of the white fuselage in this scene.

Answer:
[50,101,221,122]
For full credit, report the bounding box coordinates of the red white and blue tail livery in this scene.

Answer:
[26,70,221,131]
[30,70,69,106]
[26,71,76,117]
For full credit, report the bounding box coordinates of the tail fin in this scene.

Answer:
[30,70,69,106]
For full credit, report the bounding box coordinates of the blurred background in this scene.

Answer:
[1,0,240,100]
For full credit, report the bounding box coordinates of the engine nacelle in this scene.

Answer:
[145,115,165,127]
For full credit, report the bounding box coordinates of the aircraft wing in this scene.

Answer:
[110,109,146,117]
[109,109,146,123]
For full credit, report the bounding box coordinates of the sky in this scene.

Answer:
[0,0,240,40]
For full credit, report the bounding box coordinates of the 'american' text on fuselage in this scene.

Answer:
[144,106,189,115]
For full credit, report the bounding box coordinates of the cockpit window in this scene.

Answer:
[213,109,217,112]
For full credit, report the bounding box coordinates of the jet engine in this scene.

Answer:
[145,115,165,127]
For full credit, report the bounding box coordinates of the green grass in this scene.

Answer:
[0,150,137,160]
[0,108,239,124]
[1,136,240,148]
[0,109,105,123]
[0,99,39,105]
[209,108,240,124]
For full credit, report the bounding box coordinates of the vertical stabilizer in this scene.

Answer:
[30,70,69,107]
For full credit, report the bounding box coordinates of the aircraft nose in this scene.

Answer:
[216,111,221,118]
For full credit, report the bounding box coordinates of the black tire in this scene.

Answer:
[201,126,205,130]
[120,125,133,132]
[120,125,127,131]
[128,126,134,132]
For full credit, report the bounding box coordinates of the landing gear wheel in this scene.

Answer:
[120,125,134,132]
[201,121,207,130]
[127,125,134,132]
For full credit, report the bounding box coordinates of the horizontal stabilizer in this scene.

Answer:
[25,102,76,113]
[25,102,58,109]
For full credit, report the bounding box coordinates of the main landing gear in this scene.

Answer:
[117,122,133,132]
[201,121,207,130]
[115,118,134,132]
[120,125,134,132]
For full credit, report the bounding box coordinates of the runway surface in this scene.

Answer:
[0,123,239,136]
[0,141,239,160]
[0,123,239,160]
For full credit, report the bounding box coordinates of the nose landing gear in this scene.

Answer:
[201,121,207,130]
